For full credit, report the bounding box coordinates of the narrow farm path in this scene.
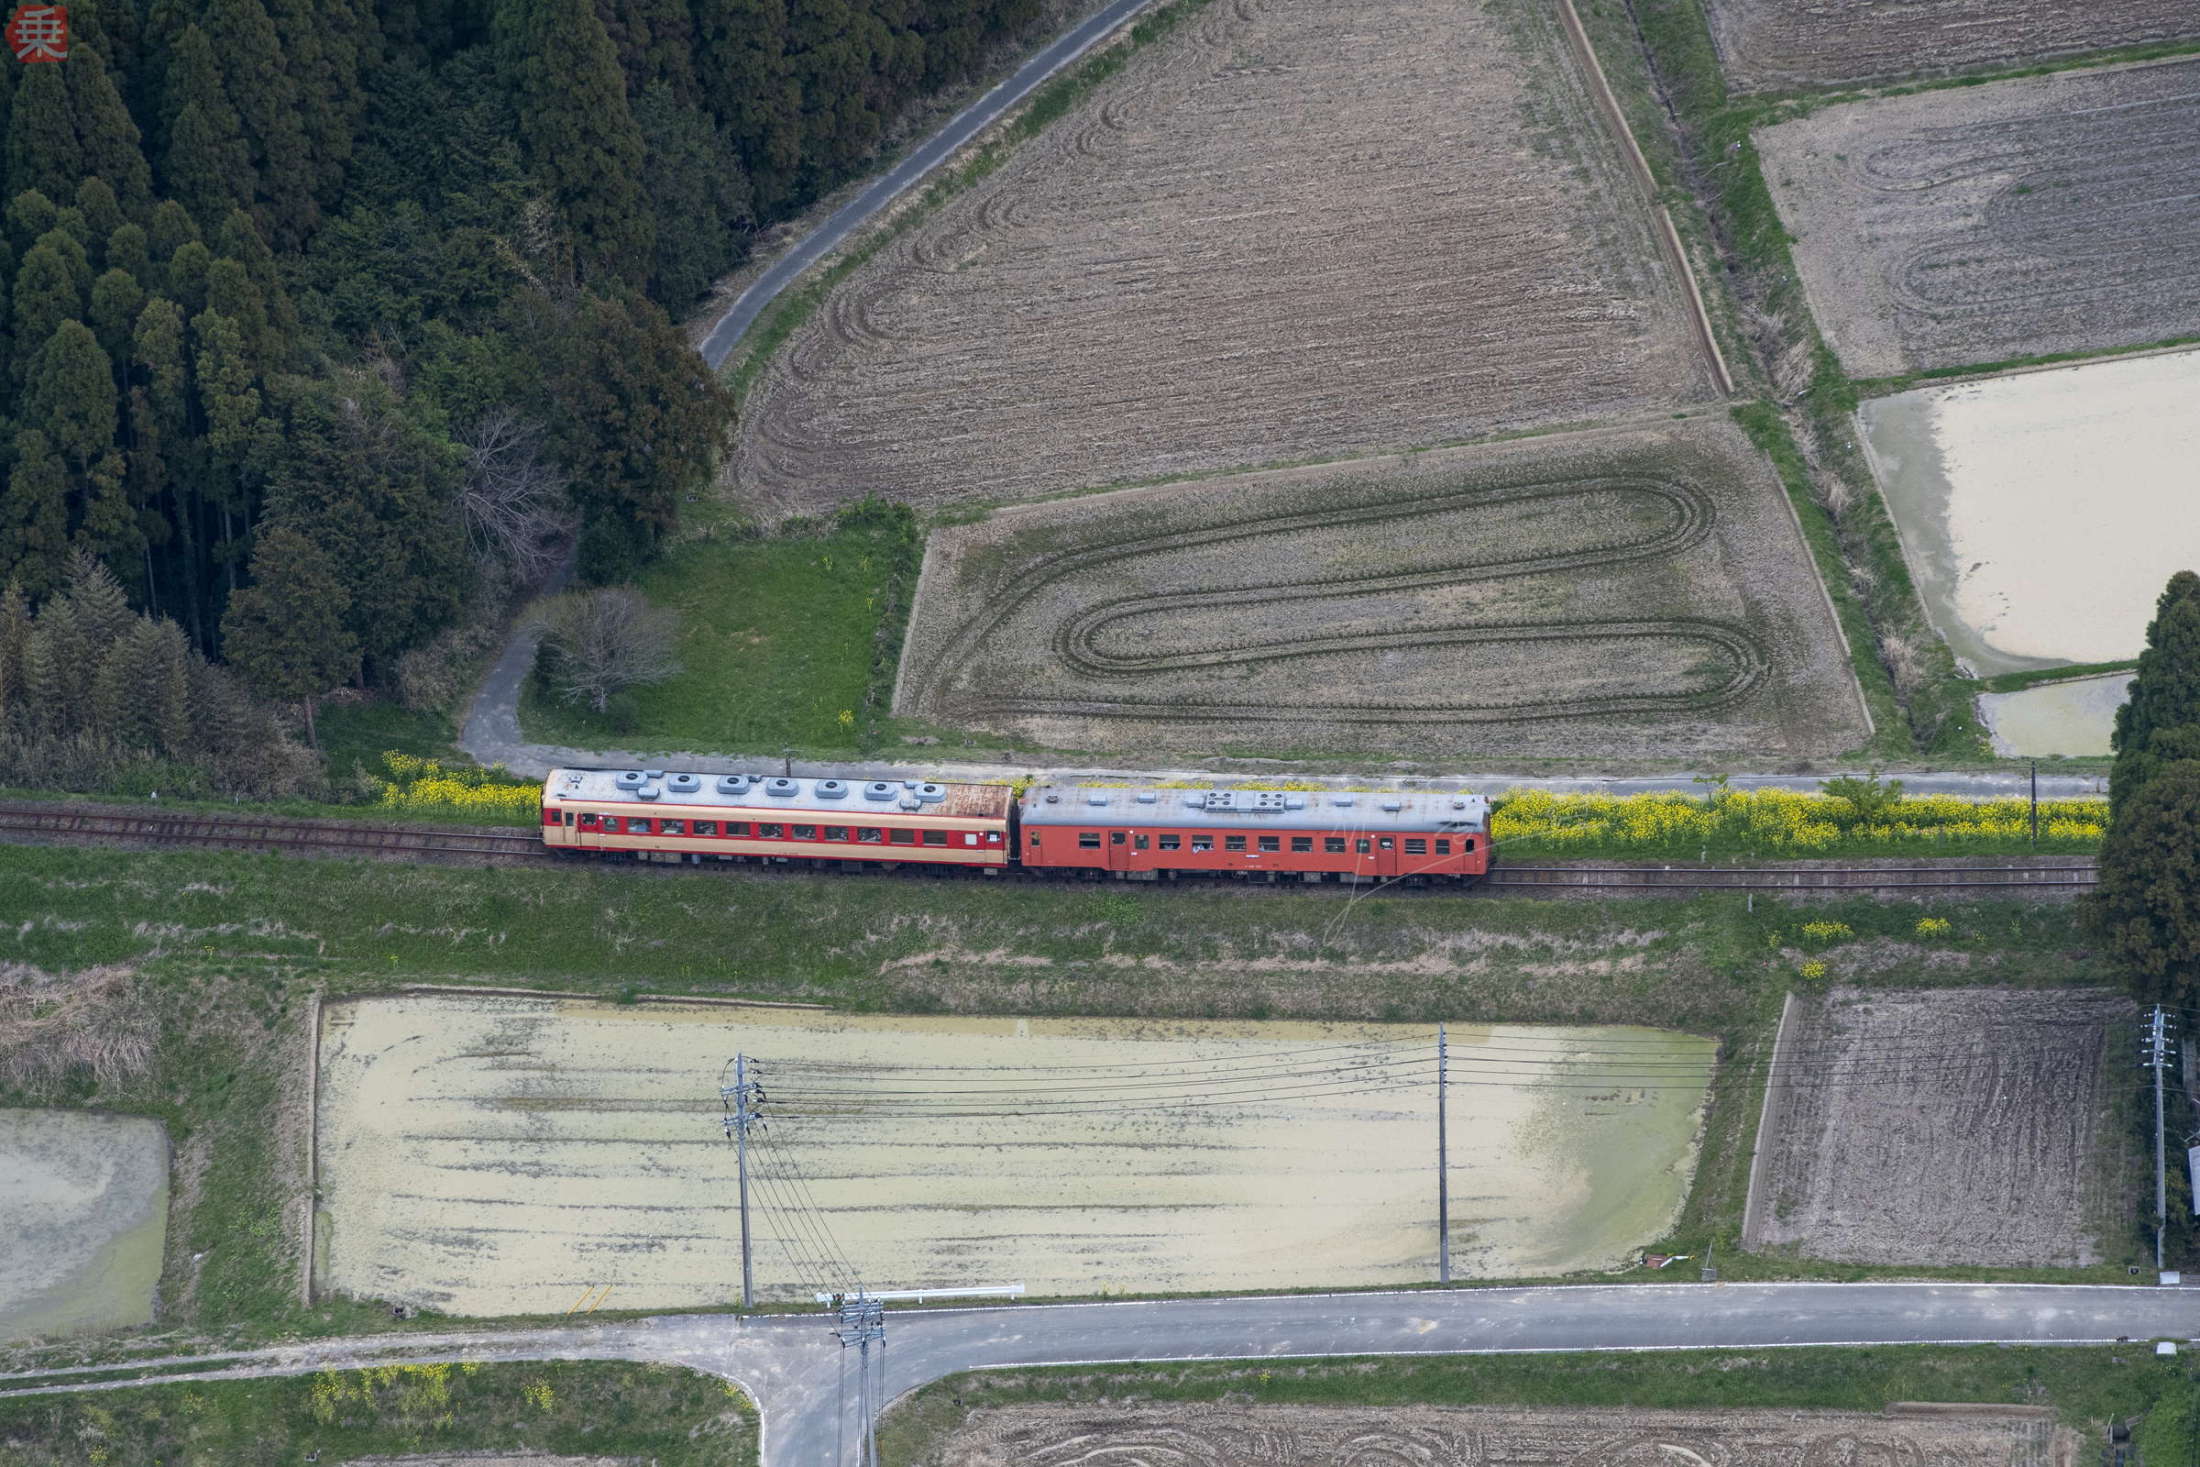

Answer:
[5,1286,2193,1467]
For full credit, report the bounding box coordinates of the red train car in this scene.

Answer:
[1018,784,1491,882]
[541,768,1013,868]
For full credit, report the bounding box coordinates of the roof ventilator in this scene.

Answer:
[717,775,754,796]
[643,769,666,781]
[914,783,947,803]
[863,782,897,801]
[667,773,701,793]
[636,785,662,800]
[1381,800,1403,812]
[615,771,647,790]
[899,798,921,811]
[765,778,799,797]
[1135,791,1158,804]
[815,780,849,799]
[1332,795,1356,808]
[1086,794,1109,807]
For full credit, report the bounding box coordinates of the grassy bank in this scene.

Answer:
[0,1360,753,1466]
[522,503,921,757]
[880,1345,2181,1466]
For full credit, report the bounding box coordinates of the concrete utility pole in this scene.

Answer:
[836,1293,887,1466]
[2147,1009,2176,1272]
[1437,1024,1451,1285]
[721,1055,764,1309]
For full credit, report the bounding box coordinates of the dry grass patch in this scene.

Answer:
[1758,58,2200,376]
[732,0,1714,516]
[937,1404,2070,1467]
[0,962,156,1096]
[1743,986,2136,1267]
[896,418,1865,759]
[1704,0,2200,93]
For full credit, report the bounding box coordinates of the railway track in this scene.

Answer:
[0,801,2096,893]
[0,802,551,864]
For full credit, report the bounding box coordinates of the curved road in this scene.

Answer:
[7,1285,2194,1465]
[693,0,1160,372]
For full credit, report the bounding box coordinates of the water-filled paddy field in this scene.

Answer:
[1981,673,2128,757]
[1859,351,2200,676]
[315,996,1714,1313]
[0,1109,168,1341]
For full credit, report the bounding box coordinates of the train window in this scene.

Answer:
[579,813,599,827]
[729,821,750,836]
[1191,836,1213,852]
[964,833,979,846]
[1463,837,1476,851]
[890,829,915,845]
[1379,838,1395,851]
[602,817,621,833]
[1258,836,1280,852]
[759,823,784,838]
[1405,838,1426,854]
[1324,837,1346,853]
[1110,831,1125,845]
[1079,833,1102,848]
[630,818,653,835]
[922,830,947,846]
[826,826,850,841]
[858,827,884,843]
[662,819,685,836]
[1355,839,1371,854]
[1158,834,1181,850]
[789,824,815,840]
[695,821,718,837]
[1435,839,1450,854]
[1225,836,1247,852]
[1134,834,1149,850]
[563,811,575,827]
[1290,836,1312,852]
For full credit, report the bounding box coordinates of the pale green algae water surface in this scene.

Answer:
[0,1109,169,1340]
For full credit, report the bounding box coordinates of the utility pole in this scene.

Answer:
[1437,1023,1451,1285]
[2147,1008,2176,1272]
[835,1293,886,1466]
[2029,760,2039,845]
[720,1054,764,1309]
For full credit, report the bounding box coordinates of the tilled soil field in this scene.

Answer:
[314,996,1711,1314]
[732,0,1715,516]
[1743,986,2133,1267]
[937,1404,2072,1467]
[1758,58,2200,376]
[894,417,1865,759]
[1706,0,2200,93]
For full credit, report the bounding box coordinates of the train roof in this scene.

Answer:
[545,768,1013,820]
[1020,784,1488,833]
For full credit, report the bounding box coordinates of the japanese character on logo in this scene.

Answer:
[6,5,68,63]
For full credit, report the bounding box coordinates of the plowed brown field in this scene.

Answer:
[938,1405,2073,1467]
[1743,987,2133,1267]
[732,0,1715,516]
[1706,0,2200,93]
[895,417,1866,760]
[1759,58,2200,376]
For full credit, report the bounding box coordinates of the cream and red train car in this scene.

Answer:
[1018,784,1491,882]
[541,768,1013,868]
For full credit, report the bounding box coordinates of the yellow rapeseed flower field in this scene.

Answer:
[1489,788,2103,854]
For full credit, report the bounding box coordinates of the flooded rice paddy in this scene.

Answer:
[315,996,1713,1314]
[1859,350,2200,675]
[1980,673,2129,757]
[0,1109,168,1340]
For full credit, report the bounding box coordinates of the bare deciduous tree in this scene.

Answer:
[536,588,681,714]
[459,409,574,584]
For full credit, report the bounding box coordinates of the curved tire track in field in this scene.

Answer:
[914,476,1772,727]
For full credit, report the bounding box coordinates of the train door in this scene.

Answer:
[1353,836,1376,878]
[1107,829,1130,873]
[1373,835,1399,878]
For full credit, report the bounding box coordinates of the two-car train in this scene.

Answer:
[541,768,1492,883]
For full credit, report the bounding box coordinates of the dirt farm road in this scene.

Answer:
[8,1284,2195,1465]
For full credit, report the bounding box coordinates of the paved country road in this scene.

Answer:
[6,1285,2193,1465]
[692,0,1161,372]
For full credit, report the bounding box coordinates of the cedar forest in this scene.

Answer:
[0,0,1042,792]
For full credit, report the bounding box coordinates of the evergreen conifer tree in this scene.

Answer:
[0,582,28,731]
[146,199,200,261]
[2111,572,2200,818]
[106,222,152,287]
[67,44,156,212]
[1,431,69,598]
[75,180,126,254]
[220,524,355,746]
[495,0,654,287]
[159,28,256,228]
[2093,761,2200,1005]
[12,240,87,388]
[206,0,317,245]
[3,66,80,210]
[90,267,145,362]
[6,188,58,253]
